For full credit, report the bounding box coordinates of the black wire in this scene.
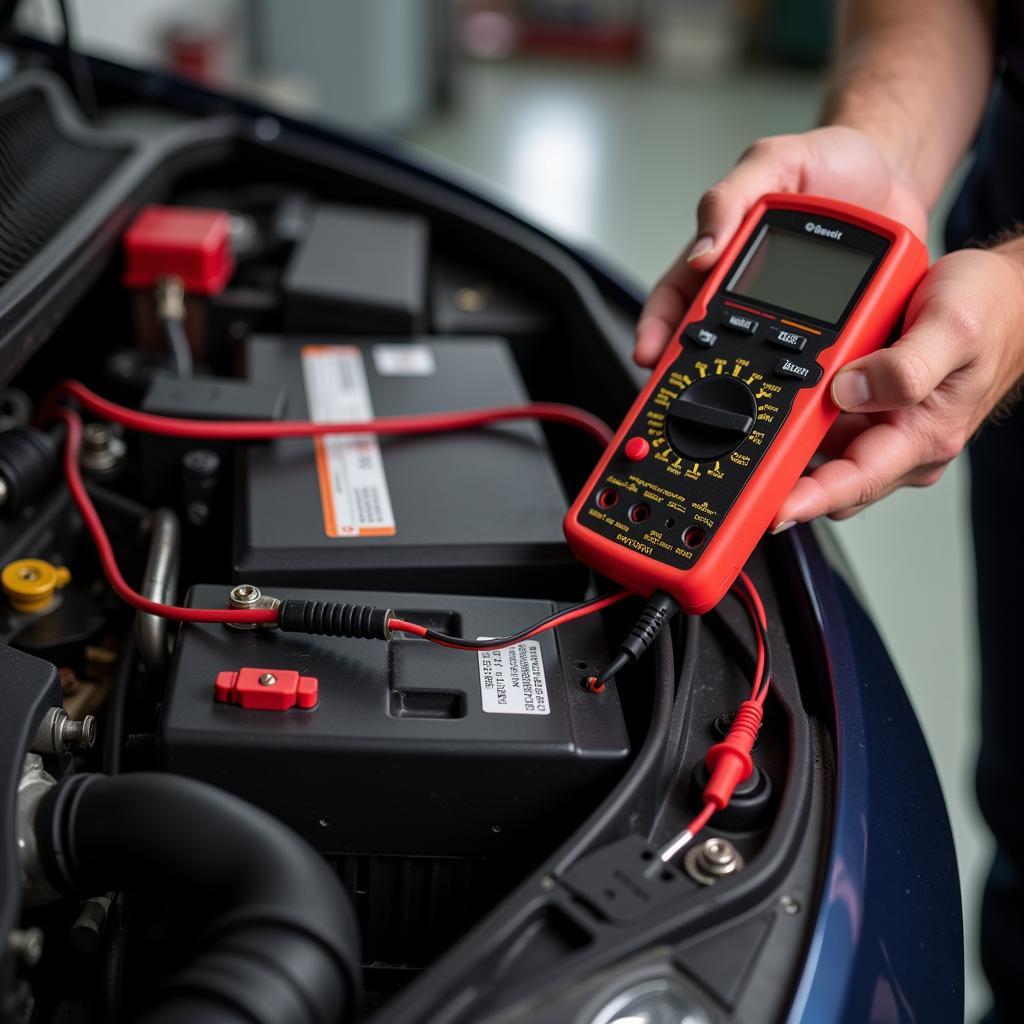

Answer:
[55,0,97,119]
[102,633,136,775]
[423,592,633,651]
[656,613,702,801]
[161,318,194,377]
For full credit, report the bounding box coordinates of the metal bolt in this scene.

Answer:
[8,927,44,967]
[229,584,261,608]
[183,449,220,478]
[454,286,487,313]
[258,672,276,687]
[79,422,126,475]
[225,584,280,632]
[780,895,800,915]
[70,895,112,954]
[683,837,745,886]
[31,707,97,756]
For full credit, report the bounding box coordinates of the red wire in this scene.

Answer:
[684,801,716,840]
[388,619,428,637]
[733,582,767,701]
[390,589,633,651]
[45,380,614,448]
[674,570,772,847]
[58,408,277,624]
[738,569,771,706]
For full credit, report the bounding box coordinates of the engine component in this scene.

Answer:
[78,422,126,479]
[238,336,584,597]
[431,256,549,337]
[16,754,61,907]
[160,584,627,966]
[0,426,61,517]
[29,706,96,755]
[283,203,429,334]
[122,205,235,295]
[139,371,286,505]
[1,558,70,613]
[135,508,180,677]
[31,772,360,1024]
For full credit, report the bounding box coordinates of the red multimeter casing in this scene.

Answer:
[564,194,928,614]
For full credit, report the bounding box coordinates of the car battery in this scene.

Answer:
[159,585,628,966]
[236,335,586,597]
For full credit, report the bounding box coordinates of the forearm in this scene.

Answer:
[822,0,996,209]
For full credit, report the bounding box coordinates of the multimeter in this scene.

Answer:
[564,194,928,614]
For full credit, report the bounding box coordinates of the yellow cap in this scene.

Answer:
[2,559,71,614]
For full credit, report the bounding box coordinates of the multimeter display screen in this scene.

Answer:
[728,225,875,323]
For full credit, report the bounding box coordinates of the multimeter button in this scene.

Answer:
[768,326,807,351]
[686,326,718,348]
[624,436,650,461]
[721,311,759,335]
[774,358,822,385]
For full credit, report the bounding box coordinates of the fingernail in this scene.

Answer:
[832,370,871,410]
[687,236,714,262]
[770,520,796,535]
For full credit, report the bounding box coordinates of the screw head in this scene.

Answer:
[258,672,276,687]
[229,584,261,608]
[8,927,44,967]
[703,838,734,865]
[683,836,745,886]
[780,895,800,915]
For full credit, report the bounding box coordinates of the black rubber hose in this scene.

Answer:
[34,773,360,1024]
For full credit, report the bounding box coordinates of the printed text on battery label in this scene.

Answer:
[478,640,550,715]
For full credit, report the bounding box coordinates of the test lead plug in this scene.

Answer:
[594,590,679,685]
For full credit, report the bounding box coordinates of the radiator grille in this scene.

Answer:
[0,88,129,285]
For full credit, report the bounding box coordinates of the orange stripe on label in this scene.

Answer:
[780,318,822,335]
[312,436,340,538]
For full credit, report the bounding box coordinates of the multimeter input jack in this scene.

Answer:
[628,502,651,524]
[597,487,619,509]
[683,526,706,549]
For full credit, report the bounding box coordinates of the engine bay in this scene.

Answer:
[0,68,842,1024]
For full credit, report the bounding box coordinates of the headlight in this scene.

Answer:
[589,977,712,1024]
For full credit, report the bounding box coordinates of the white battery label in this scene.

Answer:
[372,343,436,377]
[477,640,550,715]
[300,345,397,538]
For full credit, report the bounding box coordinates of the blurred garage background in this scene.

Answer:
[11,0,986,1014]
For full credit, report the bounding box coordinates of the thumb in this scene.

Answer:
[688,137,803,272]
[829,319,961,413]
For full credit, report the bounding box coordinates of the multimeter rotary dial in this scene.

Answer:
[665,377,758,461]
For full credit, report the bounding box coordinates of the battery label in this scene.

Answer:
[300,345,397,538]
[372,343,436,377]
[477,640,550,715]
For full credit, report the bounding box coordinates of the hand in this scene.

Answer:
[634,125,928,367]
[771,243,1024,530]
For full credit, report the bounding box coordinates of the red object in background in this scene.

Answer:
[517,20,640,61]
[215,667,319,711]
[122,205,235,294]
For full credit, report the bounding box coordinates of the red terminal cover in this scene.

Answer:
[215,667,319,711]
[122,205,235,294]
[564,194,929,614]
